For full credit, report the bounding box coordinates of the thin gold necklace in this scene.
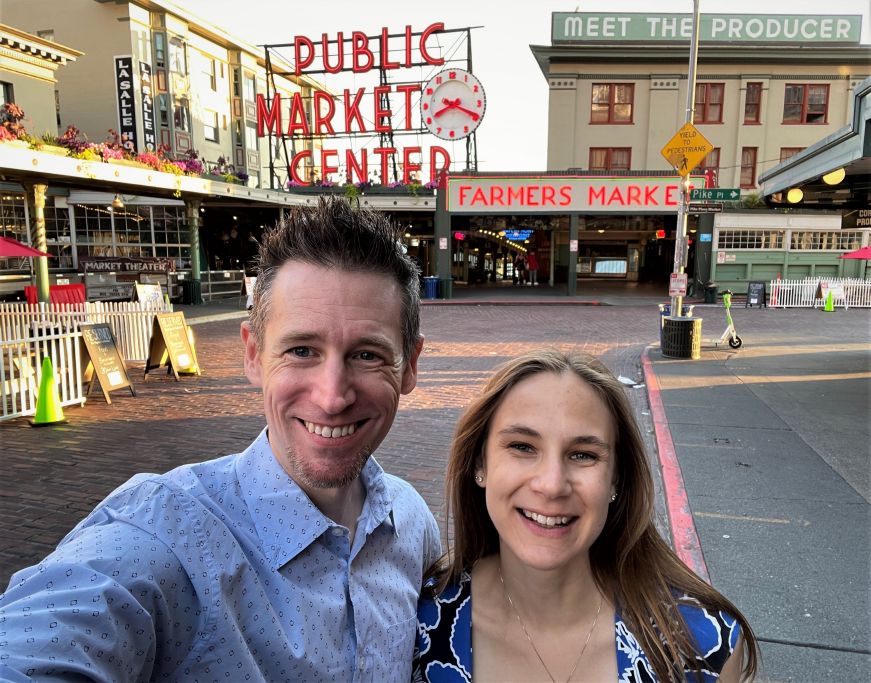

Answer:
[498,566,604,683]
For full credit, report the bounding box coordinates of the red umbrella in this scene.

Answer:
[839,245,871,260]
[0,236,51,258]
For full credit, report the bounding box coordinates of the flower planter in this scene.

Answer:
[1,139,31,150]
[108,157,147,168]
[35,145,68,156]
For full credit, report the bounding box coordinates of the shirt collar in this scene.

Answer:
[236,429,398,571]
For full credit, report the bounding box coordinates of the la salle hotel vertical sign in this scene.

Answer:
[113,56,138,152]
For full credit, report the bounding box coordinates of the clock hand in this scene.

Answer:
[452,103,480,121]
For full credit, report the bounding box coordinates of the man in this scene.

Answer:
[0,198,441,681]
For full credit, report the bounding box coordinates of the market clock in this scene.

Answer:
[420,68,486,141]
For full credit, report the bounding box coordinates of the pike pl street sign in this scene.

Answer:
[688,203,723,213]
[690,188,741,201]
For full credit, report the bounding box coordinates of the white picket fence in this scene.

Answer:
[1,324,85,421]
[0,300,172,422]
[769,277,871,308]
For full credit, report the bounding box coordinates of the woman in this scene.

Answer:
[414,350,758,682]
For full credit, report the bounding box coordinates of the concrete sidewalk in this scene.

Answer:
[643,313,871,681]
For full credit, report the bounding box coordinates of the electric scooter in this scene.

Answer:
[712,289,742,348]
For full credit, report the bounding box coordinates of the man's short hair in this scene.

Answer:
[249,197,422,362]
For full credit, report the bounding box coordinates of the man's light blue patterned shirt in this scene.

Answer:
[0,429,441,682]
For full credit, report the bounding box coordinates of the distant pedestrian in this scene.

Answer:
[514,252,527,286]
[526,250,539,286]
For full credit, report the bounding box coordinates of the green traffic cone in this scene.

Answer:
[823,291,835,312]
[30,357,67,427]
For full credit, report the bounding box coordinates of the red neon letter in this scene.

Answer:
[542,185,556,205]
[373,147,396,183]
[429,146,451,182]
[380,27,400,70]
[589,186,606,205]
[289,150,312,185]
[458,185,471,204]
[559,186,572,205]
[313,90,336,135]
[351,31,373,73]
[256,93,282,137]
[343,88,366,133]
[287,92,310,136]
[420,23,445,66]
[402,147,422,184]
[345,148,368,185]
[396,84,421,129]
[373,85,393,133]
[404,25,413,67]
[321,148,339,180]
[322,32,344,73]
[665,185,679,205]
[293,36,314,76]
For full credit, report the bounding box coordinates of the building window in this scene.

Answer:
[589,147,631,171]
[168,37,187,75]
[204,58,217,91]
[153,32,166,69]
[717,230,784,249]
[740,147,757,187]
[0,82,13,106]
[783,84,828,124]
[243,74,256,102]
[157,94,169,127]
[780,147,804,162]
[694,83,724,124]
[698,147,720,173]
[245,123,258,150]
[204,111,219,141]
[744,82,762,123]
[173,97,190,132]
[591,84,633,124]
[790,230,862,251]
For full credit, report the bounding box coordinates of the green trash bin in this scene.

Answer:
[704,283,718,304]
[180,279,203,305]
[438,277,453,300]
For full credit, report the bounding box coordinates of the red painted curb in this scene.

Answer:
[641,347,711,584]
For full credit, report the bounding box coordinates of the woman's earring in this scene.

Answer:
[610,493,618,503]
[475,474,483,483]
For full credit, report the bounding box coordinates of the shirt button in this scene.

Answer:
[331,527,345,536]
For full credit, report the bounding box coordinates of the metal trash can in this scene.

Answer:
[438,277,453,300]
[658,304,695,346]
[704,283,719,304]
[180,279,203,305]
[422,276,439,300]
[661,316,703,359]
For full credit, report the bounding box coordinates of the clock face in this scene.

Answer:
[420,68,486,141]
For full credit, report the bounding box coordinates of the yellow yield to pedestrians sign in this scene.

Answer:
[661,123,713,177]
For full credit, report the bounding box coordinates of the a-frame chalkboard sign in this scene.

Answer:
[144,312,201,380]
[745,281,767,308]
[79,323,136,404]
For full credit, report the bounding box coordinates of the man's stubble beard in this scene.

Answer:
[285,443,373,490]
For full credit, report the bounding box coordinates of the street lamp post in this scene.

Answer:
[670,0,701,318]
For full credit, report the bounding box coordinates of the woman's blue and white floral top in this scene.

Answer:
[413,572,740,682]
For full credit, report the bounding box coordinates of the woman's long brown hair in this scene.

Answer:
[429,349,758,681]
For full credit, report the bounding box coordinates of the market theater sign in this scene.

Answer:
[447,176,707,214]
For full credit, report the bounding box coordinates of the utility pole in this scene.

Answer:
[670,0,701,318]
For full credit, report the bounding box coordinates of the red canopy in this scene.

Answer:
[839,245,871,260]
[0,236,51,258]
